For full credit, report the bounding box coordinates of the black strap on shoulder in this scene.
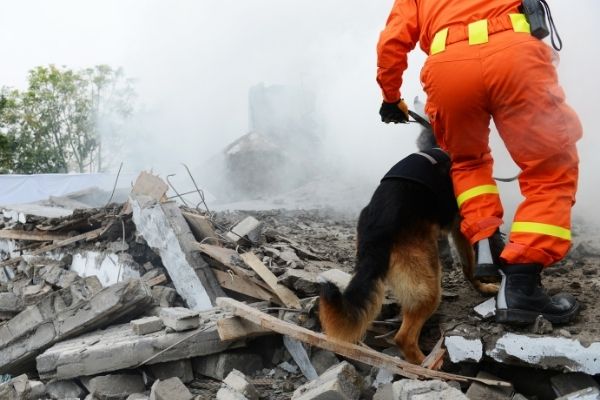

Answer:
[539,0,562,51]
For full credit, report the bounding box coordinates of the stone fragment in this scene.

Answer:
[160,307,200,331]
[151,286,177,307]
[193,351,263,381]
[393,379,468,400]
[45,379,86,400]
[555,387,600,400]
[21,283,52,305]
[373,383,394,400]
[216,386,249,400]
[279,269,320,297]
[226,216,262,244]
[38,264,80,289]
[0,292,23,313]
[148,359,194,383]
[89,374,145,400]
[310,349,340,375]
[473,297,496,319]
[150,377,193,400]
[126,395,149,400]
[292,361,362,400]
[222,369,259,400]
[444,336,483,363]
[551,372,600,397]
[0,374,45,400]
[131,316,164,335]
[532,315,553,335]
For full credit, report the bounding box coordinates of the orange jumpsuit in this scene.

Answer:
[377,0,582,267]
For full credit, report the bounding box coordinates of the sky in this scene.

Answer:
[0,0,598,219]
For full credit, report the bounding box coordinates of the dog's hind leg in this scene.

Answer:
[386,229,442,364]
[450,224,498,295]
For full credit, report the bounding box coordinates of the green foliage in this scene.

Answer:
[0,65,135,174]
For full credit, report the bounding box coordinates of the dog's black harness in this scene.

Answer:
[381,148,455,205]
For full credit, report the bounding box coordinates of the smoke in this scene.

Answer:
[0,1,597,218]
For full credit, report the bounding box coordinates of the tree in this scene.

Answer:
[0,65,135,174]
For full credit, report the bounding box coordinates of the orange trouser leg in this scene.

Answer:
[422,41,504,245]
[483,34,583,266]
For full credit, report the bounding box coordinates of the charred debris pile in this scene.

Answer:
[0,172,598,400]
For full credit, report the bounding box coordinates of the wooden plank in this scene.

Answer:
[0,226,107,267]
[421,335,446,370]
[240,252,302,310]
[216,316,273,341]
[144,274,168,287]
[131,171,169,201]
[212,268,277,303]
[0,230,70,242]
[182,212,219,244]
[216,297,512,387]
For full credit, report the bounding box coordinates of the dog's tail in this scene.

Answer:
[319,236,389,343]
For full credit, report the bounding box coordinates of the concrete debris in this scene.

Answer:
[151,285,177,307]
[444,336,483,363]
[36,308,236,380]
[131,316,164,335]
[149,377,193,400]
[279,269,320,297]
[89,373,145,400]
[309,349,340,376]
[555,387,600,400]
[192,351,263,381]
[283,335,318,380]
[159,307,200,331]
[0,374,45,400]
[532,315,554,335]
[148,359,194,384]
[473,297,496,319]
[221,369,259,400]
[291,361,362,400]
[465,372,513,400]
[393,379,468,400]
[130,194,224,310]
[45,379,86,400]
[0,292,23,313]
[226,216,262,244]
[551,372,600,397]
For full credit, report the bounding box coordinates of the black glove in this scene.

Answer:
[379,99,409,123]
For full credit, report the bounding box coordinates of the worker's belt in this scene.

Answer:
[431,13,531,55]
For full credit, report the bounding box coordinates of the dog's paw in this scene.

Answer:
[474,281,499,295]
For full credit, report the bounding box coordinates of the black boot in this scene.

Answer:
[495,264,579,324]
[473,230,504,279]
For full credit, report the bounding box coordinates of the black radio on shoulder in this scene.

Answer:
[520,0,549,39]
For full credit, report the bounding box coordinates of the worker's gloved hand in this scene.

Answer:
[379,99,409,123]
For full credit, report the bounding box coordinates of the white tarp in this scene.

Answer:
[0,173,138,206]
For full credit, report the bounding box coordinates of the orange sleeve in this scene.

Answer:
[376,0,420,103]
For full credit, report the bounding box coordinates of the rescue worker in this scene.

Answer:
[376,0,582,324]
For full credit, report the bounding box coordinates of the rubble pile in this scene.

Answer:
[0,172,599,400]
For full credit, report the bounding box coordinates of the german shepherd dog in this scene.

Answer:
[319,113,498,365]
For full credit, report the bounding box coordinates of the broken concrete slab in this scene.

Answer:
[160,307,200,331]
[0,291,23,313]
[486,333,600,374]
[0,276,109,374]
[148,359,194,383]
[130,194,224,310]
[89,374,145,400]
[36,308,238,380]
[226,216,262,244]
[465,371,513,400]
[37,264,80,289]
[393,379,468,400]
[150,377,193,400]
[291,361,362,400]
[473,297,496,320]
[193,351,263,381]
[0,374,45,400]
[222,369,259,400]
[45,379,86,400]
[131,316,164,335]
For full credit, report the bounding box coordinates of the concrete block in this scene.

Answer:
[150,377,193,400]
[445,336,483,363]
[310,349,340,375]
[149,359,194,383]
[0,292,23,313]
[45,379,86,399]
[226,216,262,244]
[21,283,52,305]
[37,308,238,380]
[223,369,259,400]
[473,297,496,319]
[0,374,45,400]
[89,374,145,400]
[373,383,394,400]
[292,361,362,400]
[393,379,468,400]
[193,351,263,380]
[131,316,164,335]
[38,264,80,289]
[160,307,200,331]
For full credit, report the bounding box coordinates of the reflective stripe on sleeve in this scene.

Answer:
[456,184,499,208]
[511,222,571,241]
